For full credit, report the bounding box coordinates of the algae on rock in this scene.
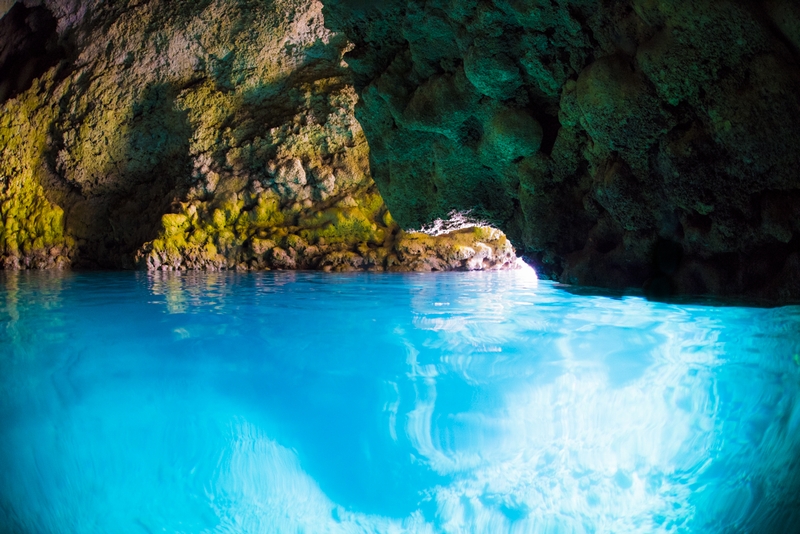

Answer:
[0,0,518,272]
[0,74,71,269]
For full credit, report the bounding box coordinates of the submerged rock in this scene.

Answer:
[0,0,517,272]
[321,0,800,299]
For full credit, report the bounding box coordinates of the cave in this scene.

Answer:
[0,1,799,532]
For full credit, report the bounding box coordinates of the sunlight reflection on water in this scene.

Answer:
[0,270,799,533]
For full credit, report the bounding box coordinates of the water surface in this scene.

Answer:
[1,270,799,533]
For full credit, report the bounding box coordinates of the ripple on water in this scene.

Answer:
[0,269,799,533]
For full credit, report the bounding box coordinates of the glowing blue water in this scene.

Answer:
[1,270,799,533]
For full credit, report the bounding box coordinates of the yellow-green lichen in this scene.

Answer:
[0,76,70,267]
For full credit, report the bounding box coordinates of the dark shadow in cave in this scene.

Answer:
[60,30,350,269]
[556,281,800,309]
[63,82,193,269]
[0,2,66,104]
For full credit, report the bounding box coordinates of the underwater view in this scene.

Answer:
[1,270,800,533]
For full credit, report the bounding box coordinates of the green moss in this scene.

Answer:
[0,80,69,262]
[382,210,395,228]
[211,209,227,229]
[357,190,388,222]
[189,228,209,245]
[248,195,285,228]
[161,213,189,235]
[303,208,377,245]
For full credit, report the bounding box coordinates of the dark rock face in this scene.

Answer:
[0,2,64,104]
[321,0,800,299]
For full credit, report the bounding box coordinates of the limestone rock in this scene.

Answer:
[322,0,800,299]
[0,0,517,273]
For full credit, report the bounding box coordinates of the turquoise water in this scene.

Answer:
[1,270,799,533]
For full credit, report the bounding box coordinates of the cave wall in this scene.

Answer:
[321,0,800,298]
[0,0,516,272]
